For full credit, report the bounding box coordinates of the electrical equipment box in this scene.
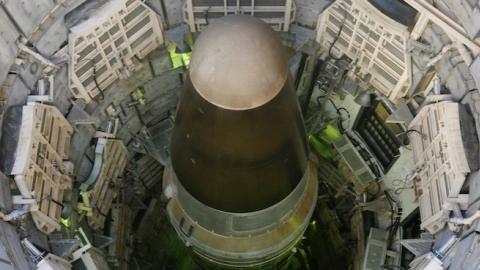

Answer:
[362,227,388,270]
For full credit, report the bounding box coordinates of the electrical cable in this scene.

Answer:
[314,96,351,133]
[74,57,105,101]
[397,129,425,150]
[383,190,396,228]
[336,107,350,133]
[460,88,478,102]
[204,8,210,25]
[392,175,413,195]
[328,7,348,60]
[405,129,424,138]
[384,190,402,249]
[92,59,105,100]
[328,24,345,60]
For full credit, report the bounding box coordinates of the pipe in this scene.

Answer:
[22,238,43,257]
[449,211,480,225]
[80,139,106,191]
[21,238,44,263]
[433,235,457,260]
[452,203,463,219]
[37,79,45,95]
[425,44,454,68]
[433,76,441,95]
[12,195,36,205]
[14,175,33,199]
[0,205,29,221]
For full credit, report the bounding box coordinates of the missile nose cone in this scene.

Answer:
[165,15,318,268]
[171,15,308,213]
[189,15,288,110]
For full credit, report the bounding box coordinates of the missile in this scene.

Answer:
[163,15,318,269]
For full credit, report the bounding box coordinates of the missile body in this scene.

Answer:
[163,15,318,269]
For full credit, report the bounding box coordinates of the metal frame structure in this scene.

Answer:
[108,204,133,270]
[68,0,164,103]
[132,155,163,196]
[409,101,471,233]
[11,103,74,234]
[316,0,412,103]
[183,0,295,32]
[87,139,128,230]
[403,0,480,55]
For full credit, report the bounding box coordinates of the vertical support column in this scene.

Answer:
[283,0,293,32]
[185,0,196,32]
[411,13,429,40]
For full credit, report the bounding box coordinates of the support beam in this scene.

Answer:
[404,0,480,55]
[283,0,292,32]
[185,0,196,32]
